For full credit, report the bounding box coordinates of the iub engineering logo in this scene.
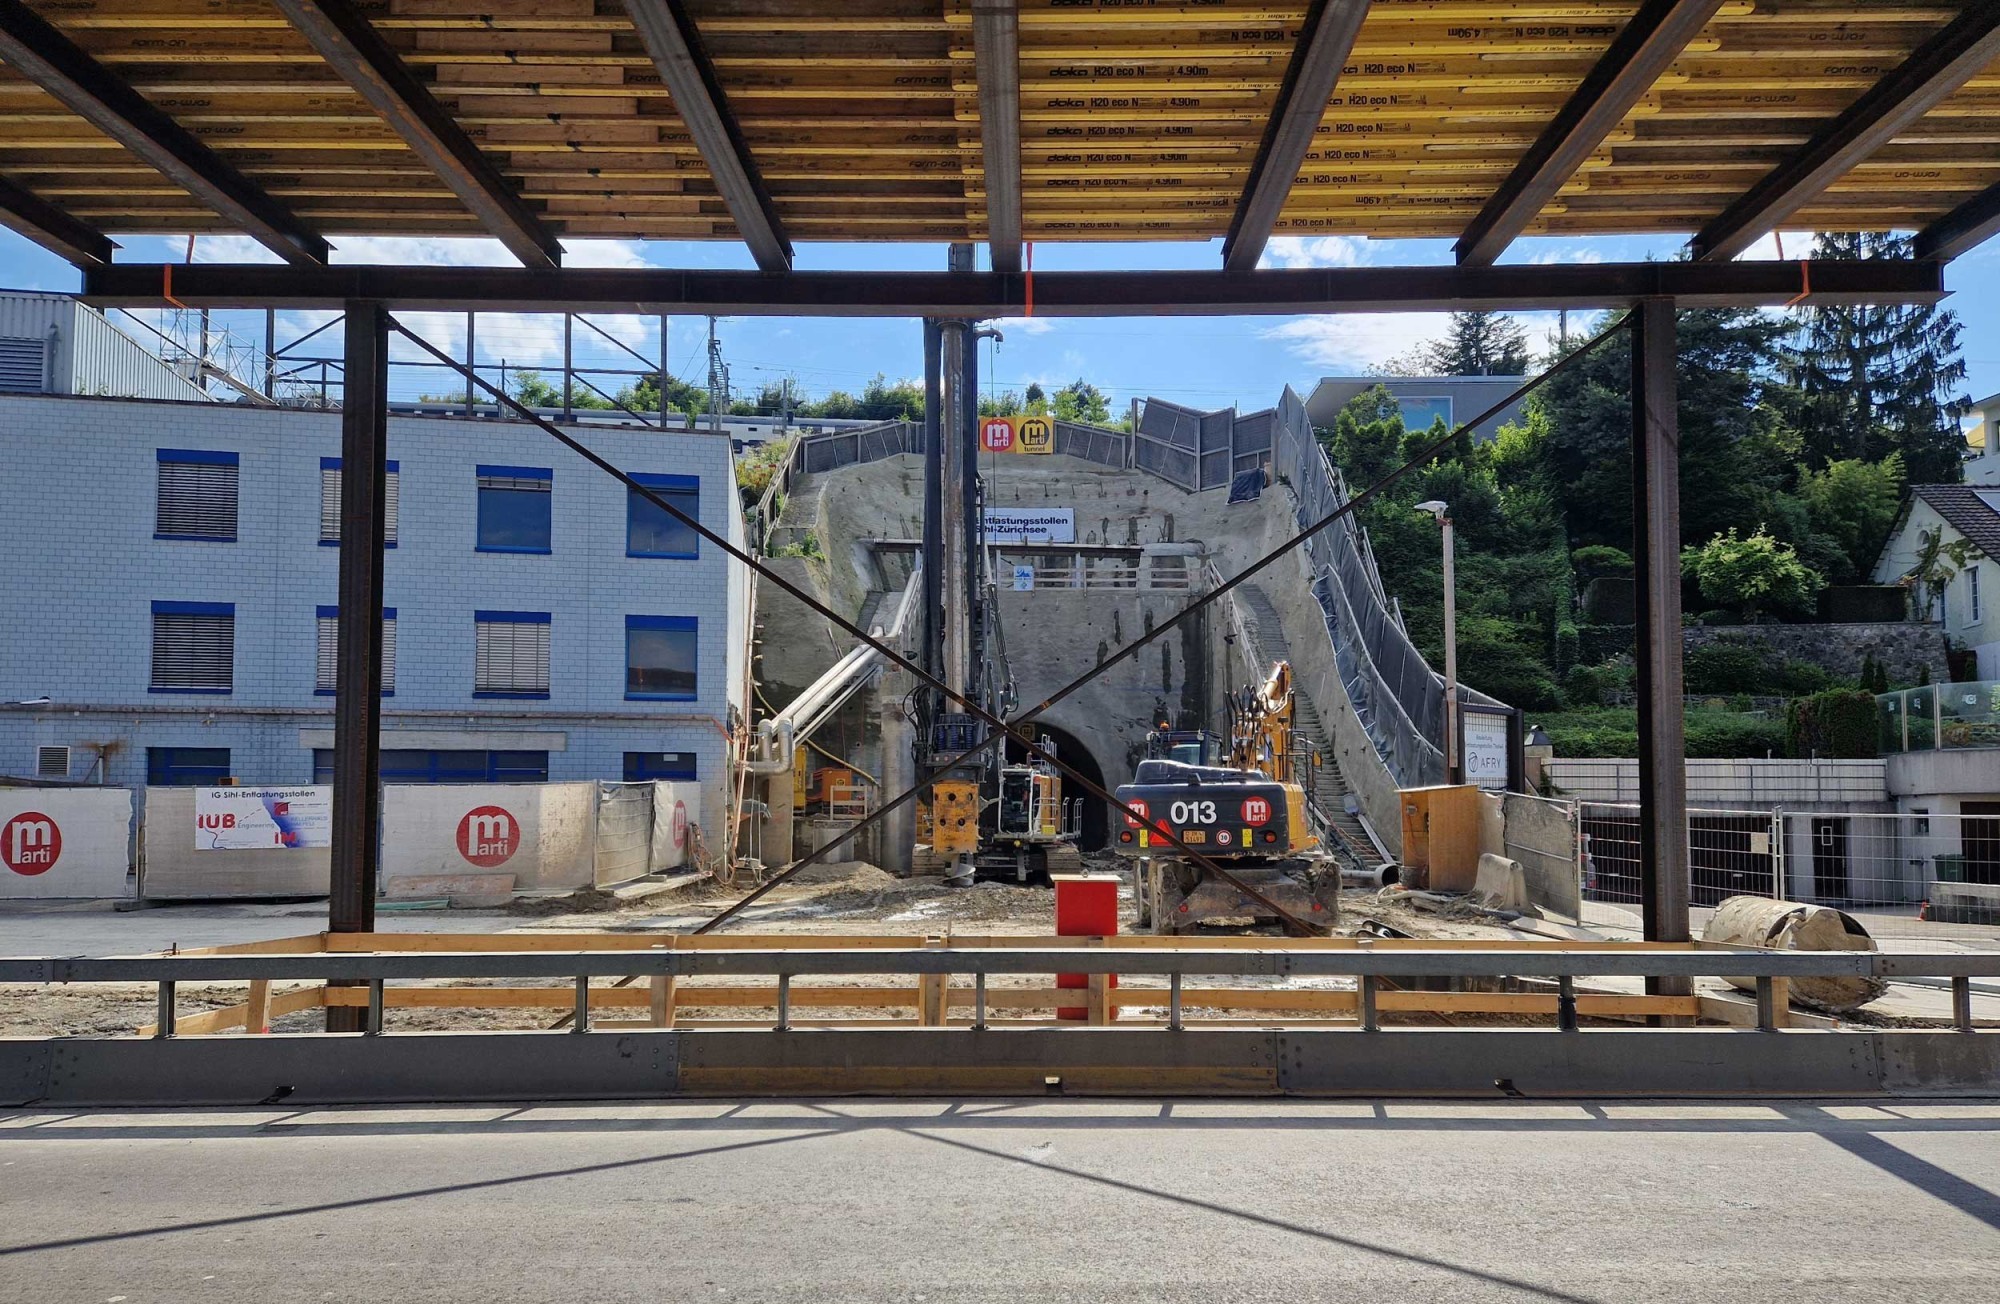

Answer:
[456,805,519,868]
[2,812,61,876]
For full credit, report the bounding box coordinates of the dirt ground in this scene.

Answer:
[0,861,1641,1037]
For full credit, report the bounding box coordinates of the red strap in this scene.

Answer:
[1786,259,1811,308]
[163,264,185,309]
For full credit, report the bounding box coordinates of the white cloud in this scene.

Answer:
[560,238,651,269]
[1260,236,1366,270]
[992,315,1055,336]
[1530,246,1604,265]
[1260,312,1451,371]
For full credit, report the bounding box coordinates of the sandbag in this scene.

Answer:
[1702,895,1887,1013]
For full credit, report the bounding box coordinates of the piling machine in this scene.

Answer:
[1113,660,1337,933]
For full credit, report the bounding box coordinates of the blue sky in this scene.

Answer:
[2,225,1996,416]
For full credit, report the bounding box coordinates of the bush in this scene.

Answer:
[1774,658,1840,696]
[1561,659,1630,708]
[1681,528,1826,621]
[1536,707,1785,759]
[1685,641,1772,694]
[1785,689,1878,759]
[1571,545,1634,581]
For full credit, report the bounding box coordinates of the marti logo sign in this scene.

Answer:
[456,805,520,868]
[2,812,61,876]
[979,416,1015,452]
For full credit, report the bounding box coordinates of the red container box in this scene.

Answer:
[1054,873,1118,1021]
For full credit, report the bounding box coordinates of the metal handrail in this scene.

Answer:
[5,946,1997,983]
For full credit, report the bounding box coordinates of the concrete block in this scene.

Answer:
[385,872,517,903]
[1474,852,1530,912]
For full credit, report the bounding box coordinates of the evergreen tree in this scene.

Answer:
[1421,311,1531,375]
[1782,232,1967,484]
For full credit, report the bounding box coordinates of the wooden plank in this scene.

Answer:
[651,974,677,1028]
[245,979,272,1033]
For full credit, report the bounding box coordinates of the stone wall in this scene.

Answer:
[1683,623,1950,684]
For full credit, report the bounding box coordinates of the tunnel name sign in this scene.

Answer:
[195,787,333,850]
[985,508,1075,544]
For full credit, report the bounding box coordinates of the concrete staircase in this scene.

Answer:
[1237,584,1386,867]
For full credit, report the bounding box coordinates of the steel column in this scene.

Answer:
[970,0,1022,274]
[1630,298,1690,989]
[327,302,389,1031]
[921,319,945,683]
[938,320,972,704]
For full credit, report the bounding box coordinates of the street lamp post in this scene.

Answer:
[1415,500,1460,785]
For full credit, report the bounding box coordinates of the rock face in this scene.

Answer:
[1683,622,1951,685]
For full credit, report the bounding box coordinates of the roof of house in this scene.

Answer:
[1911,484,2000,560]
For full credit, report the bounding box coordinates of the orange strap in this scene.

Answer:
[162,263,186,309]
[1786,259,1811,308]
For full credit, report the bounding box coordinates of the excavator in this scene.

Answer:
[1112,661,1337,934]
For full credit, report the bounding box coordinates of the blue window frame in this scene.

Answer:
[155,448,239,541]
[150,600,235,694]
[626,615,698,701]
[476,464,552,553]
[313,749,549,785]
[148,746,232,786]
[626,473,700,558]
[319,456,399,547]
[624,751,698,782]
[474,610,551,699]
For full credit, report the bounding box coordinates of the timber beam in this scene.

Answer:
[621,0,792,272]
[1456,0,1726,267]
[266,0,561,269]
[79,257,1945,316]
[1691,6,2000,262]
[970,0,1022,275]
[0,0,328,267]
[1221,0,1370,272]
[0,171,114,268]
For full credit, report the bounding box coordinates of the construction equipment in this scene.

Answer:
[1113,661,1337,934]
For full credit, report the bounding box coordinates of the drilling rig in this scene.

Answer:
[1112,660,1337,933]
[907,250,1081,884]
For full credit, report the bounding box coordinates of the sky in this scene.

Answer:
[2,223,1997,418]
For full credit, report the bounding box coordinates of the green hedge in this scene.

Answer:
[1785,689,1878,759]
[1537,708,1787,759]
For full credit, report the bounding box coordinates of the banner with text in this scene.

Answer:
[979,416,1055,454]
[984,507,1075,544]
[195,787,333,850]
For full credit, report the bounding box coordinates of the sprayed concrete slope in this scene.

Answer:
[751,451,1403,851]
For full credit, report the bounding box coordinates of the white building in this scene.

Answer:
[1873,482,1999,680]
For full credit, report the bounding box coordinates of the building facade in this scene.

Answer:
[0,393,750,827]
[1873,482,1999,680]
[1302,374,1529,439]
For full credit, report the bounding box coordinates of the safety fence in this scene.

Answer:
[1575,804,2000,942]
[1878,679,2000,752]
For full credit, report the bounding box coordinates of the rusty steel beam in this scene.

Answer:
[1457,0,1726,266]
[0,0,328,266]
[1691,6,2000,262]
[267,0,561,269]
[1222,0,1371,272]
[621,0,791,272]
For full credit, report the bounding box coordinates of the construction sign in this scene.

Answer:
[979,415,1055,454]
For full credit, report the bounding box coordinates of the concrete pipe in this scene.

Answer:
[1340,864,1401,889]
[1702,896,1888,1013]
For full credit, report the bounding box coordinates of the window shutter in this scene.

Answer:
[36,745,69,778]
[475,618,550,695]
[151,611,234,691]
[157,459,240,539]
[320,466,398,544]
[317,611,395,693]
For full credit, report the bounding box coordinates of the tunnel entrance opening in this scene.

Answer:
[1006,723,1109,852]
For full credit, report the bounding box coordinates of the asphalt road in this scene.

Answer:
[2,1099,1998,1303]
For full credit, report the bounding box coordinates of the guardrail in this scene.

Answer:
[5,939,1993,1038]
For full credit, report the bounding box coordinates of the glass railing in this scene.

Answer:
[1878,680,2000,752]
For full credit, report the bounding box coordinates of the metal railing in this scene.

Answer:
[4,943,1994,1039]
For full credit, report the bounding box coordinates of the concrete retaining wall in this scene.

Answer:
[0,788,132,899]
[1684,623,1950,684]
[381,782,596,894]
[141,787,328,899]
[1501,793,1581,921]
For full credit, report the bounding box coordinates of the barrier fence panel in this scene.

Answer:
[593,782,654,888]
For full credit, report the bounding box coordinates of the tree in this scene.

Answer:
[1795,453,1904,582]
[1024,382,1048,416]
[1051,378,1111,425]
[508,370,612,411]
[1781,232,1967,483]
[1421,312,1531,376]
[1682,528,1826,622]
[1903,525,1979,622]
